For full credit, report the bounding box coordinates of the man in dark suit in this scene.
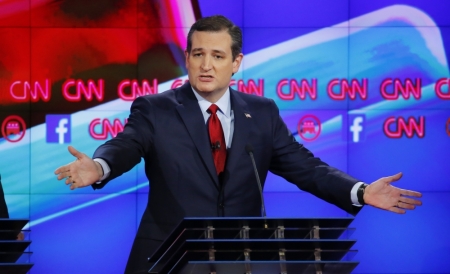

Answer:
[55,15,422,273]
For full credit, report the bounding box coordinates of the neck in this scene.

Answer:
[194,88,227,103]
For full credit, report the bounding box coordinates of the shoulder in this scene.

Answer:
[231,88,275,105]
[131,84,189,108]
[231,88,278,114]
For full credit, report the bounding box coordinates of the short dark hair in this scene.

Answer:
[186,15,242,61]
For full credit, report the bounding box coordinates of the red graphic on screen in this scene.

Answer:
[1,115,26,142]
[0,1,30,27]
[435,78,450,99]
[383,116,425,138]
[380,78,422,100]
[29,0,138,28]
[0,28,30,105]
[89,118,127,140]
[297,115,321,141]
[0,0,198,127]
[327,78,368,100]
[277,79,317,100]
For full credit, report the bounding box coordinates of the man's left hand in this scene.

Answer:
[364,172,422,214]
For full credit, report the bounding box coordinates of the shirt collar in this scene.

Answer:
[191,87,231,118]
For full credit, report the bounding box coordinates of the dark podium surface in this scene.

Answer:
[0,219,33,274]
[148,217,358,274]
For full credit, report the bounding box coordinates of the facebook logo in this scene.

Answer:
[46,115,71,144]
[349,115,365,143]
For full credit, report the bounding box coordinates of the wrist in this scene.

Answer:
[95,161,104,181]
[357,183,369,205]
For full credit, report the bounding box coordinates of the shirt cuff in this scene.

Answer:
[351,182,365,207]
[93,158,111,184]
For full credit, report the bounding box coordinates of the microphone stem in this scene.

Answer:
[249,151,266,218]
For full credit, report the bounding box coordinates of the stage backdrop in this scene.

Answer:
[0,0,449,273]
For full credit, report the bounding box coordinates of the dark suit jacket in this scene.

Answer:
[93,83,360,273]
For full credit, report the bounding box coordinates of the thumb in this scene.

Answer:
[68,146,84,159]
[386,172,403,185]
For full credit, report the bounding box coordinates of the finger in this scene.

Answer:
[399,189,422,198]
[397,201,415,210]
[386,172,403,184]
[399,196,422,206]
[388,206,405,214]
[57,169,76,180]
[68,146,84,160]
[69,180,78,190]
[57,170,70,180]
[65,177,72,185]
[54,164,70,175]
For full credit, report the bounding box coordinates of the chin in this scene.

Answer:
[195,85,215,93]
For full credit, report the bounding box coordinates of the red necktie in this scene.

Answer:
[207,104,227,175]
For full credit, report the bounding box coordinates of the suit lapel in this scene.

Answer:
[175,84,219,188]
[225,89,252,175]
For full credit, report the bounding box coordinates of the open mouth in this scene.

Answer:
[199,75,214,80]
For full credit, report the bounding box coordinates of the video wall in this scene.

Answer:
[0,0,449,273]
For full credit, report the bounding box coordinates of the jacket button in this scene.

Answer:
[219,203,224,208]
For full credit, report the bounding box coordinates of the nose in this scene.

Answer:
[201,55,212,71]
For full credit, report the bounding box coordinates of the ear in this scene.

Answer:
[184,50,189,69]
[232,53,244,74]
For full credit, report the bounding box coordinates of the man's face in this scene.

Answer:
[185,30,243,102]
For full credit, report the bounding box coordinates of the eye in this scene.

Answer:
[214,55,223,59]
[193,53,202,57]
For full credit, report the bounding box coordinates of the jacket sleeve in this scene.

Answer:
[266,100,362,215]
[91,96,155,189]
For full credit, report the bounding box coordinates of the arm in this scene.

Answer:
[266,100,360,215]
[55,96,155,190]
[363,172,422,214]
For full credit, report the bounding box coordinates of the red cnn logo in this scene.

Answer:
[230,79,264,97]
[297,115,321,141]
[118,79,158,101]
[62,79,104,102]
[277,79,317,100]
[89,118,127,140]
[10,80,51,102]
[383,116,425,138]
[327,78,368,100]
[380,78,421,100]
[435,78,450,99]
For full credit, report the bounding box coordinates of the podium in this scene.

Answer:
[0,219,33,274]
[148,217,358,274]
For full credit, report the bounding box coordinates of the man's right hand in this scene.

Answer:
[54,146,104,190]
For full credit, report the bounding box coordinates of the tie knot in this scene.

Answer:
[207,104,219,114]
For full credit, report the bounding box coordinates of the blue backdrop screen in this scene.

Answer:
[0,0,448,273]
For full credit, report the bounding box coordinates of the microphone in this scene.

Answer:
[245,144,267,219]
[211,141,221,150]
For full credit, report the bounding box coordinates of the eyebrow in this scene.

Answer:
[191,48,227,55]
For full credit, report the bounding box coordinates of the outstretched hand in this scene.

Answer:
[364,172,422,214]
[54,146,103,190]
